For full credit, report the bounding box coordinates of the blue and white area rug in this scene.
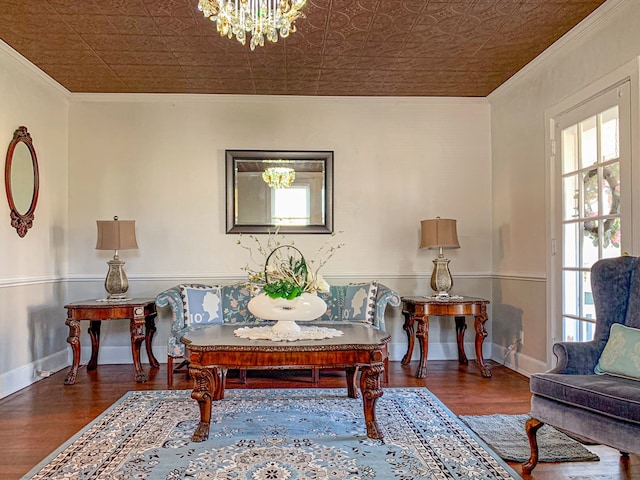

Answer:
[23,388,521,479]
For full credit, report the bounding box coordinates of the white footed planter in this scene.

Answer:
[248,292,328,334]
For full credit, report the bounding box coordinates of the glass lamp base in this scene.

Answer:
[104,257,130,300]
[431,256,453,296]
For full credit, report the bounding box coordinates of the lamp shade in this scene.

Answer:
[95,217,138,251]
[420,218,460,250]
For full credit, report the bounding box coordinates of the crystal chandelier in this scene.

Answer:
[262,167,295,189]
[197,0,307,50]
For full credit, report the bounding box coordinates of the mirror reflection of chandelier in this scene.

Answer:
[197,0,307,50]
[262,167,296,189]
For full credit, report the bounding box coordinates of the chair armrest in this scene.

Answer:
[549,340,604,374]
[155,286,185,334]
[373,283,401,331]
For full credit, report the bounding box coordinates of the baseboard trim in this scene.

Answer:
[0,350,69,399]
[79,344,491,366]
[387,341,492,363]
[0,347,172,400]
[489,342,548,377]
[75,345,168,365]
[73,343,499,370]
[0,343,546,399]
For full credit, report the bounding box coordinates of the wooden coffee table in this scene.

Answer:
[181,323,390,442]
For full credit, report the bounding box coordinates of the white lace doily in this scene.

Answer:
[234,325,344,342]
[425,295,463,300]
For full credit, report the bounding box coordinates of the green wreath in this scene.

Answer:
[583,165,620,248]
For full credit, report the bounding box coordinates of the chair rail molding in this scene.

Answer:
[0,274,64,288]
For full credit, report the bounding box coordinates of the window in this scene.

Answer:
[553,82,630,343]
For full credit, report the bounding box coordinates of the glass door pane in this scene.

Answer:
[557,93,626,342]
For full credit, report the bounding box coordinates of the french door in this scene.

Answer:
[553,81,631,343]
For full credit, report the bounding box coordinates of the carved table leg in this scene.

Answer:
[64,318,81,385]
[213,367,228,400]
[130,315,147,382]
[190,365,215,442]
[474,308,492,378]
[360,359,384,439]
[522,417,544,474]
[401,313,415,365]
[455,316,469,365]
[415,316,429,378]
[345,366,360,398]
[145,314,160,369]
[87,320,101,371]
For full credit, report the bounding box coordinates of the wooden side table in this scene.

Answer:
[401,296,491,378]
[64,298,160,385]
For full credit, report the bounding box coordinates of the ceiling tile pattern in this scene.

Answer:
[0,0,606,96]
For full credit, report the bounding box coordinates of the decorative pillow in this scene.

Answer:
[178,284,223,327]
[594,323,640,380]
[342,282,378,324]
[222,284,259,324]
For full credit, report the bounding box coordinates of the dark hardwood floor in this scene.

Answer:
[1,360,638,479]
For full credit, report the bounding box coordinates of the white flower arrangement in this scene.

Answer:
[237,230,342,300]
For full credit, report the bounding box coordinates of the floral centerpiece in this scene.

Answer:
[238,231,342,334]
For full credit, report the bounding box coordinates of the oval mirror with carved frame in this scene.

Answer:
[5,126,39,237]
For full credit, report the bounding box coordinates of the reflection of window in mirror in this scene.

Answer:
[272,186,310,225]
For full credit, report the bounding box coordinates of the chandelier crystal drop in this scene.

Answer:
[262,167,295,189]
[197,0,307,50]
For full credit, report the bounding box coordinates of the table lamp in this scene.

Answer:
[420,217,460,297]
[96,216,138,300]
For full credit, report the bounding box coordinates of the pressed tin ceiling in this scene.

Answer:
[0,0,607,97]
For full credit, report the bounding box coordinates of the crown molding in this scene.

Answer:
[68,92,489,105]
[488,0,632,101]
[0,40,70,97]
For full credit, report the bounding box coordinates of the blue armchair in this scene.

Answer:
[523,255,640,473]
[156,281,400,387]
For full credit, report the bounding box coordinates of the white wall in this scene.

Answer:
[7,0,635,396]
[66,95,492,368]
[489,0,640,371]
[0,42,70,397]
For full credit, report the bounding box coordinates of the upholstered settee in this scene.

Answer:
[156,281,400,387]
[523,255,640,473]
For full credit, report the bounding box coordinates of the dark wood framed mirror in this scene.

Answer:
[226,150,334,234]
[5,126,39,237]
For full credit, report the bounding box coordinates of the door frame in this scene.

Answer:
[544,57,640,368]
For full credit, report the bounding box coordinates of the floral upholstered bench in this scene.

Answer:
[156,281,400,386]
